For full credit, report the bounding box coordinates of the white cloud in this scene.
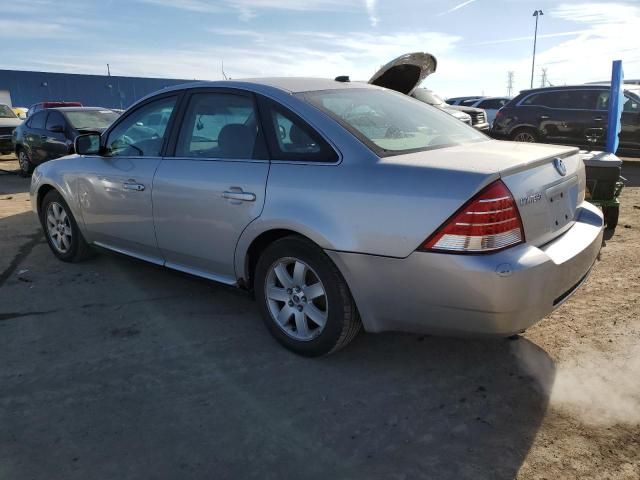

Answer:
[365,0,378,27]
[437,0,478,16]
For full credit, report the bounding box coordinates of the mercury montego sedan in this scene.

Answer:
[30,74,603,356]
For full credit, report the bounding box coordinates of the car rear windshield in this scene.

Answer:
[302,88,486,156]
[65,110,119,130]
[0,104,17,118]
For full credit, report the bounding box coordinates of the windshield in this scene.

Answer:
[0,104,17,118]
[65,110,119,130]
[303,88,485,156]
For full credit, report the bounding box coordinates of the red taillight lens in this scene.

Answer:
[420,180,524,253]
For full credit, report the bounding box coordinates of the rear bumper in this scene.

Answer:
[327,201,603,336]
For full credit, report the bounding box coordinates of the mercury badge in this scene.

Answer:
[553,157,567,176]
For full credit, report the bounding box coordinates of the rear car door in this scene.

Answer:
[78,94,179,263]
[152,89,270,283]
[24,111,48,164]
[43,110,72,160]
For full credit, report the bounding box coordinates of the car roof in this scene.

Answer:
[158,77,379,95]
[51,107,116,112]
[518,84,639,95]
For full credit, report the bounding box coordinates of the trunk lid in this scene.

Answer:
[368,52,437,95]
[381,140,587,247]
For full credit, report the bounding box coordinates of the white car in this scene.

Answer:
[464,97,511,124]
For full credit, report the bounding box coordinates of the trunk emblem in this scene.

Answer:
[553,158,567,176]
[519,193,542,206]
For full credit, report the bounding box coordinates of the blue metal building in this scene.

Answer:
[0,69,194,109]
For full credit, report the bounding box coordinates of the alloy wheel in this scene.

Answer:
[18,151,30,174]
[46,202,73,253]
[265,257,328,341]
[513,131,536,142]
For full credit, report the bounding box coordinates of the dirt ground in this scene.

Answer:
[0,154,638,479]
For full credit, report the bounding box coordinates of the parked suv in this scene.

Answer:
[492,85,640,155]
[14,107,118,176]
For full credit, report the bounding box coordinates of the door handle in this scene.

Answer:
[223,190,256,202]
[593,116,604,122]
[123,181,145,191]
[539,115,550,120]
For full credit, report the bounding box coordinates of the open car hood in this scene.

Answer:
[368,52,437,95]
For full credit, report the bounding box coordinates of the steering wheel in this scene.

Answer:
[384,126,404,139]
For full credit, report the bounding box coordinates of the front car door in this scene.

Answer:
[77,94,179,263]
[43,110,72,160]
[24,111,48,165]
[152,89,270,283]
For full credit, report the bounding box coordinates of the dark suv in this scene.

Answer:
[491,84,640,155]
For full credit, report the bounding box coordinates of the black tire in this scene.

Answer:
[17,148,34,177]
[510,128,538,143]
[254,235,361,356]
[603,206,619,230]
[40,190,95,262]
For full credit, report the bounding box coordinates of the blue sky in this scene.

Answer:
[1,0,639,97]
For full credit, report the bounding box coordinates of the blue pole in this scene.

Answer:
[606,60,624,154]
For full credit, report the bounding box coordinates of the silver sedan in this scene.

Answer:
[29,78,603,356]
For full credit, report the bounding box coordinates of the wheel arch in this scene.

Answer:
[36,183,57,217]
[237,227,324,290]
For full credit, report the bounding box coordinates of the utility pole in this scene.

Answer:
[107,64,111,77]
[530,9,543,89]
[541,67,548,87]
[507,71,514,97]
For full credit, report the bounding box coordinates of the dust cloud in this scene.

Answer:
[511,340,640,426]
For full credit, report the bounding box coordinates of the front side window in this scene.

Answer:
[45,111,65,131]
[105,96,176,157]
[304,88,486,156]
[175,92,265,159]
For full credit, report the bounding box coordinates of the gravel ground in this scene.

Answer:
[0,154,638,479]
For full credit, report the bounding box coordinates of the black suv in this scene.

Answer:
[14,107,119,176]
[491,84,640,155]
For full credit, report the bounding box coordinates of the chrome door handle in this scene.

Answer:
[539,115,550,120]
[593,116,603,121]
[123,182,145,191]
[223,190,256,202]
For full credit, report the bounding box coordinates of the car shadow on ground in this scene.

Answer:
[0,207,556,480]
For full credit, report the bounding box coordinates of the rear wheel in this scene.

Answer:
[18,149,33,177]
[254,236,361,356]
[40,190,94,262]
[511,128,538,143]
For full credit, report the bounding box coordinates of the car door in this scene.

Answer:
[23,111,47,164]
[619,92,640,151]
[77,94,179,264]
[43,110,72,160]
[152,89,270,283]
[475,98,508,124]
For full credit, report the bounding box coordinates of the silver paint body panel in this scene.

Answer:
[30,78,603,337]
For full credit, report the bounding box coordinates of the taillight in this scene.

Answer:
[420,180,524,253]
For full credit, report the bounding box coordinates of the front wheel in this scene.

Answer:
[40,190,95,262]
[254,236,361,356]
[18,149,34,177]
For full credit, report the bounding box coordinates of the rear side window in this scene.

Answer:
[259,98,338,162]
[30,112,46,129]
[521,90,599,109]
[175,92,267,160]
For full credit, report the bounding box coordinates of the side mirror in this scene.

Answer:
[48,124,64,133]
[75,133,102,155]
